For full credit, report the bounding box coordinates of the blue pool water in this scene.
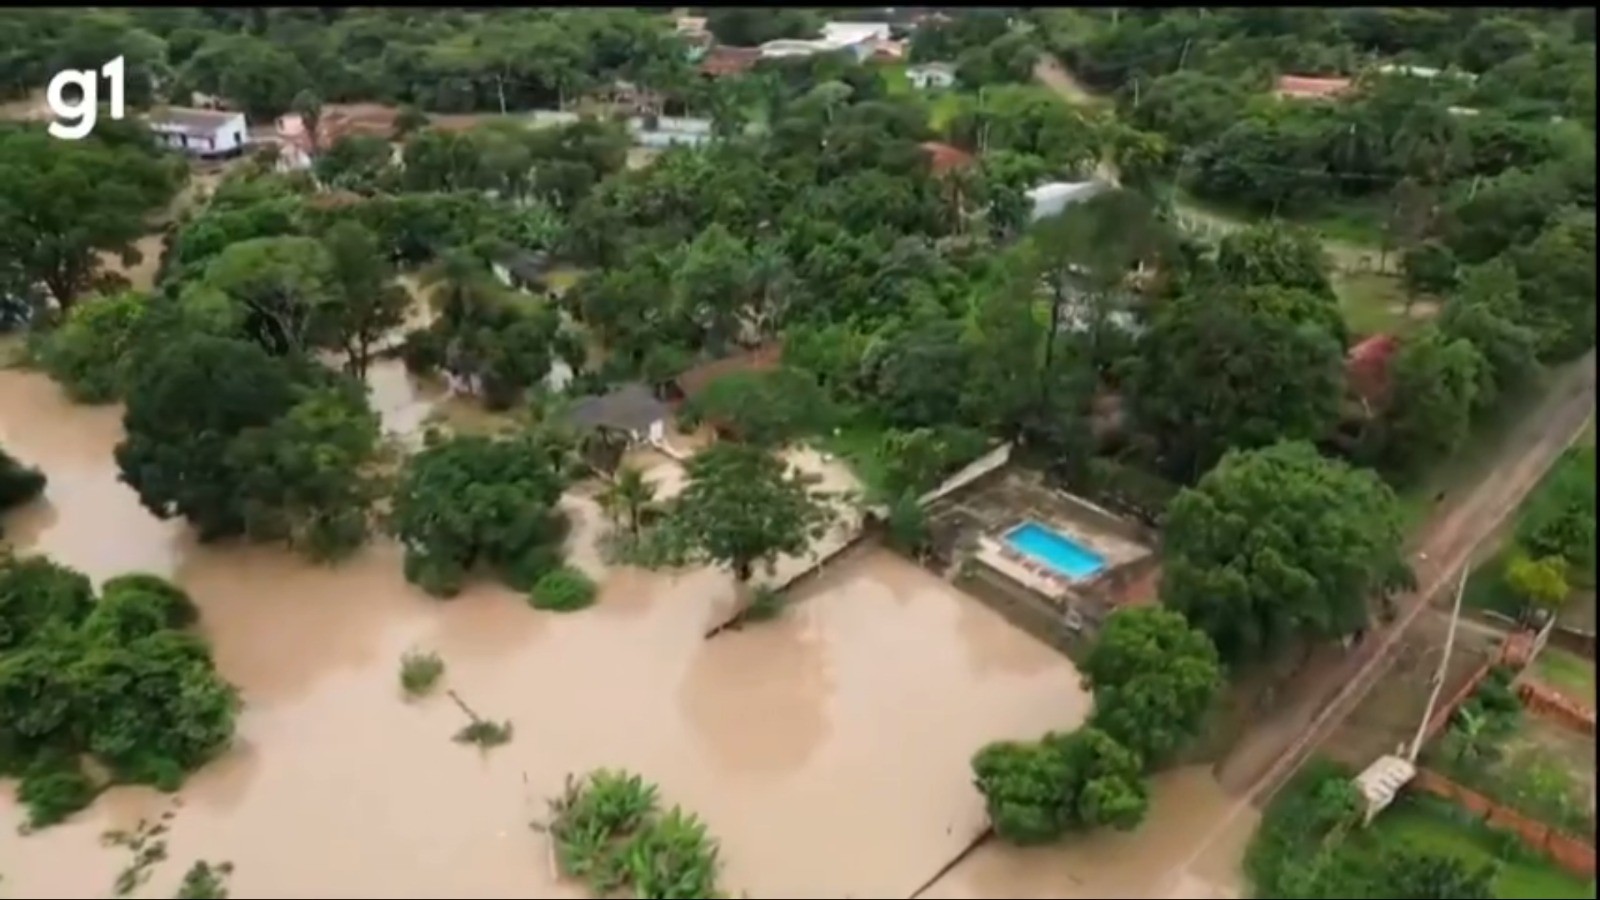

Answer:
[1003,522,1107,580]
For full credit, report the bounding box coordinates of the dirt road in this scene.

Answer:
[1159,349,1597,890]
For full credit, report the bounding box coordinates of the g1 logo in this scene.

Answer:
[46,55,126,141]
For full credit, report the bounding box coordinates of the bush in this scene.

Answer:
[399,649,446,697]
[971,727,1149,845]
[544,769,725,899]
[17,754,98,829]
[530,566,597,612]
[0,447,46,512]
[0,558,238,828]
[884,491,931,557]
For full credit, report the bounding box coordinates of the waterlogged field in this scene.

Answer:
[0,367,1093,899]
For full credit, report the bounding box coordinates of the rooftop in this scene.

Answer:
[566,383,670,434]
[700,46,763,77]
[822,21,892,46]
[1346,333,1399,408]
[147,106,243,134]
[920,141,975,175]
[671,344,785,401]
[1275,74,1354,100]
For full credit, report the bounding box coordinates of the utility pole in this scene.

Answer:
[1408,567,1469,763]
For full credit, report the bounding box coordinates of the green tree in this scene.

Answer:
[390,432,574,597]
[1131,286,1345,481]
[1503,551,1569,620]
[114,334,380,556]
[201,236,338,356]
[1216,223,1337,305]
[0,556,237,816]
[1401,240,1458,300]
[319,221,409,379]
[116,335,298,540]
[971,726,1149,845]
[1161,441,1411,665]
[1437,259,1539,412]
[1367,328,1483,477]
[0,447,47,521]
[1511,213,1596,362]
[680,368,834,449]
[0,127,181,309]
[1082,607,1223,764]
[663,443,835,605]
[597,466,656,537]
[1517,447,1596,580]
[314,135,395,193]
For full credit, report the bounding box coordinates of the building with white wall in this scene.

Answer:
[907,62,957,90]
[146,107,247,158]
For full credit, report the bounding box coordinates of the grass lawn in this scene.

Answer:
[816,420,894,501]
[1333,270,1416,339]
[1362,797,1595,899]
[879,62,911,96]
[1532,647,1596,700]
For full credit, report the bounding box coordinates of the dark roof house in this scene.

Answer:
[566,383,670,437]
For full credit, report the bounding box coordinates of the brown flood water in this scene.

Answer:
[0,368,1110,899]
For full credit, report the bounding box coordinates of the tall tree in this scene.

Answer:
[597,465,656,537]
[1131,286,1345,482]
[663,443,835,608]
[319,221,409,379]
[1366,328,1483,477]
[1161,441,1411,665]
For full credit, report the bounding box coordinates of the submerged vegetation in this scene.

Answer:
[0,556,237,829]
[398,649,446,698]
[540,769,725,899]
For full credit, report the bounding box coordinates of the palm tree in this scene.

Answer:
[599,465,656,536]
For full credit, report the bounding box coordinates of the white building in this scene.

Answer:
[759,21,893,62]
[146,107,247,159]
[1027,179,1112,223]
[906,62,957,90]
[1375,63,1476,83]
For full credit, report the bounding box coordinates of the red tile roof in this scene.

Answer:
[920,141,975,175]
[1276,75,1354,100]
[671,344,784,401]
[700,47,762,78]
[1346,333,1398,407]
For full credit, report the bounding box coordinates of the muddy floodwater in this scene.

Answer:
[0,368,1106,898]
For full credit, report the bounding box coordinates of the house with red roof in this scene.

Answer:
[1345,333,1399,416]
[920,141,975,176]
[1275,75,1354,101]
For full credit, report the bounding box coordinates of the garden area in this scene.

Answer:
[1424,667,1596,841]
[1246,759,1594,899]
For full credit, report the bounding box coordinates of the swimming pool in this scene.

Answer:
[1003,522,1107,580]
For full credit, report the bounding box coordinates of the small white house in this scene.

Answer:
[907,62,957,90]
[146,107,247,159]
[1027,179,1112,223]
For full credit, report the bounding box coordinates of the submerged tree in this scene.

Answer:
[0,555,237,827]
[661,443,835,609]
[390,431,575,597]
[1082,607,1223,765]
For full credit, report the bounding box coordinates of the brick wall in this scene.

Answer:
[1409,768,1597,880]
[1516,680,1598,736]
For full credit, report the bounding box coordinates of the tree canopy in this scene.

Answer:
[1161,441,1411,665]
[389,431,576,597]
[1082,607,1223,764]
[0,554,236,827]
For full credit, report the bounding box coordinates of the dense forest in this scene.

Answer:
[0,7,1594,892]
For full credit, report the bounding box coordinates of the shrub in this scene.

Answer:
[17,754,98,828]
[398,649,446,697]
[453,719,514,749]
[971,727,1149,845]
[743,585,786,622]
[544,769,726,899]
[884,491,931,557]
[530,566,597,612]
[0,447,46,512]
